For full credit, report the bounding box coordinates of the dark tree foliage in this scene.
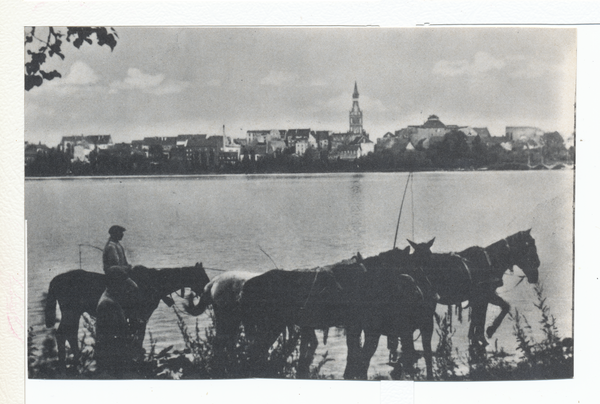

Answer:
[25,27,118,91]
[542,131,568,162]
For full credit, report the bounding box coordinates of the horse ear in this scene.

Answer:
[427,237,436,248]
[407,239,417,250]
[525,229,532,235]
[403,246,410,253]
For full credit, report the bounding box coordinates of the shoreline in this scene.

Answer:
[24,165,574,181]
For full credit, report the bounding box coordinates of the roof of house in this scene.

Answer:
[187,136,216,147]
[422,115,446,129]
[313,131,331,141]
[286,129,312,139]
[349,136,372,145]
[60,136,83,143]
[177,134,207,142]
[473,127,491,138]
[247,130,272,135]
[86,135,113,145]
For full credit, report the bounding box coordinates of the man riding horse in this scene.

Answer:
[96,225,145,371]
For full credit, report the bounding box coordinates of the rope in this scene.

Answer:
[410,172,415,241]
[78,243,103,269]
[258,245,279,269]
[393,172,413,249]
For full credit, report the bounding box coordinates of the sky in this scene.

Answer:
[24,27,577,146]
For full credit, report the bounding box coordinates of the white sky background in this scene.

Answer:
[25,27,576,146]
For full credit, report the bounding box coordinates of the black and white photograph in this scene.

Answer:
[23,26,576,384]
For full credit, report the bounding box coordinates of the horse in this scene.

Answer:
[184,271,259,355]
[44,263,210,371]
[237,266,344,378]
[407,229,540,350]
[239,247,437,380]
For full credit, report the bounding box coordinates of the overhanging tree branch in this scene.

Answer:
[25,27,118,91]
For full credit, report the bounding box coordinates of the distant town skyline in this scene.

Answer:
[25,27,576,146]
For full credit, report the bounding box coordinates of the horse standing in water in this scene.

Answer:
[407,229,540,351]
[239,247,437,380]
[184,271,259,360]
[45,263,210,372]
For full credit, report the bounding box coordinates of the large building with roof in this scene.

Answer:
[394,115,491,150]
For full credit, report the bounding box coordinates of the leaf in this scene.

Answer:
[39,70,62,81]
[157,345,174,358]
[25,74,43,91]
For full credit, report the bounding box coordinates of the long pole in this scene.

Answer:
[78,244,103,270]
[393,172,412,249]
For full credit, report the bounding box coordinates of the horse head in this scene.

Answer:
[185,262,211,296]
[506,229,540,283]
[407,238,435,267]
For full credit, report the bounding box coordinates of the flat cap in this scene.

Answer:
[108,225,126,235]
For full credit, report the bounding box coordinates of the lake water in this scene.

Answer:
[26,171,574,379]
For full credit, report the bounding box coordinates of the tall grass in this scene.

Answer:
[28,282,572,380]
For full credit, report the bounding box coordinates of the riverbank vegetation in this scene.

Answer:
[28,283,572,380]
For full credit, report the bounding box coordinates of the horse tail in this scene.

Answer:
[45,278,58,328]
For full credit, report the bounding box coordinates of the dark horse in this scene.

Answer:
[407,229,540,350]
[238,247,437,380]
[45,263,210,370]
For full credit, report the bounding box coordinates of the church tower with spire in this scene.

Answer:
[349,81,363,134]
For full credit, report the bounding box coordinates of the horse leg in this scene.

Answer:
[55,327,67,372]
[486,294,511,339]
[387,335,399,363]
[391,330,416,380]
[468,300,489,348]
[421,314,434,381]
[213,306,232,352]
[344,326,362,380]
[297,327,318,378]
[56,310,81,371]
[357,332,380,380]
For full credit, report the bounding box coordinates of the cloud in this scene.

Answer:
[260,70,299,86]
[109,68,188,94]
[62,61,100,85]
[433,52,506,77]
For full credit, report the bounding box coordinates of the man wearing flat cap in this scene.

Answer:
[103,225,130,273]
[97,225,144,369]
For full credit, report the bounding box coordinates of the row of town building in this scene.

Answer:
[25,118,545,168]
[49,127,375,166]
[25,82,551,166]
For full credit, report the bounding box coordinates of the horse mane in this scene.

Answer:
[130,265,159,283]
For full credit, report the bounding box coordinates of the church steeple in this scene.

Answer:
[349,81,363,134]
